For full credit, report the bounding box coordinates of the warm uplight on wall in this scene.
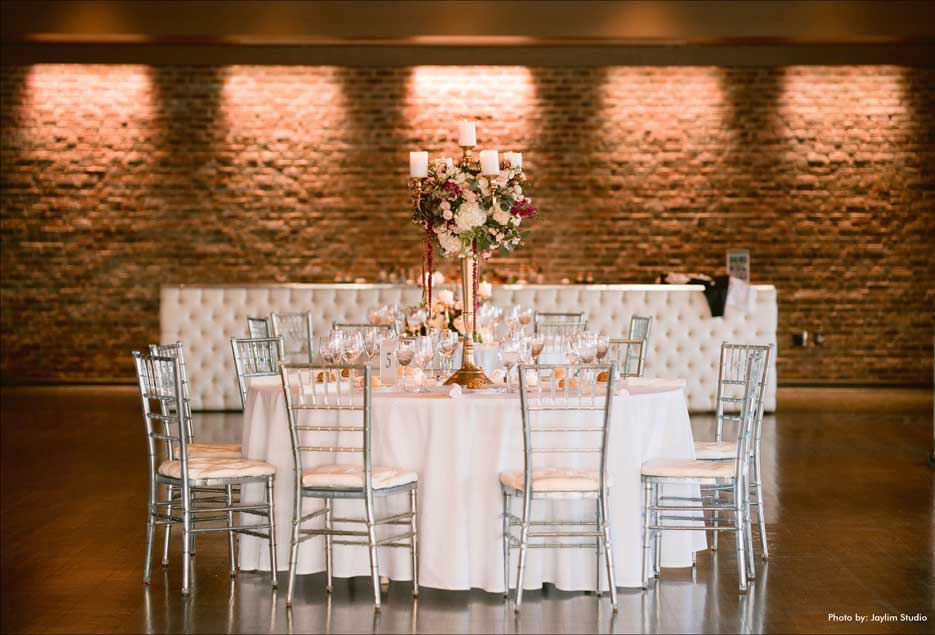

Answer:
[21,64,153,150]
[406,66,536,145]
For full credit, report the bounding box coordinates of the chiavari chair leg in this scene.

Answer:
[144,479,157,584]
[712,487,720,551]
[366,520,382,611]
[285,492,301,606]
[641,481,652,589]
[594,499,602,597]
[409,487,419,597]
[162,484,173,567]
[501,491,511,598]
[226,485,237,576]
[653,483,662,578]
[324,500,334,593]
[181,493,193,595]
[753,452,769,560]
[267,478,278,588]
[514,522,530,611]
[734,482,748,593]
[600,488,618,611]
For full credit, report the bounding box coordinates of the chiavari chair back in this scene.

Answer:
[247,316,272,338]
[279,363,418,610]
[501,363,618,611]
[230,336,285,409]
[608,338,646,378]
[271,311,314,363]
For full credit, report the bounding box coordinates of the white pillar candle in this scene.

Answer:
[409,151,428,178]
[458,121,477,146]
[480,149,500,176]
[510,152,523,168]
[478,281,493,298]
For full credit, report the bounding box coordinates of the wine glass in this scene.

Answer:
[518,308,533,334]
[563,334,579,365]
[413,336,435,391]
[341,331,364,364]
[363,329,381,365]
[499,338,521,393]
[395,338,415,389]
[596,334,610,362]
[439,330,459,371]
[529,333,545,364]
[318,336,337,364]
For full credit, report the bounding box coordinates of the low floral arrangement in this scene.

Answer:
[427,289,465,334]
[411,156,537,259]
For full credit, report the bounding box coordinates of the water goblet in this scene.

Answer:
[439,330,459,371]
[363,329,381,365]
[395,338,415,389]
[499,338,522,393]
[596,334,610,362]
[413,336,435,392]
[341,331,364,364]
[318,336,337,364]
[529,333,545,364]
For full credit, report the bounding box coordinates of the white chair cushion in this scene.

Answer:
[499,467,604,492]
[693,441,737,460]
[641,458,736,479]
[158,457,275,482]
[301,464,417,490]
[188,443,242,459]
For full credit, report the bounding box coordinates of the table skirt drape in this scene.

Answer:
[237,380,706,591]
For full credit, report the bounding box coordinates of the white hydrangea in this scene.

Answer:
[492,209,510,225]
[454,201,486,232]
[438,231,462,255]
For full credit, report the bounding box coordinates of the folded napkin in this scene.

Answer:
[448,384,463,399]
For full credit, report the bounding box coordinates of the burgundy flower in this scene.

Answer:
[510,198,537,218]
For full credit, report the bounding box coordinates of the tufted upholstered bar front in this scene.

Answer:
[160,283,777,412]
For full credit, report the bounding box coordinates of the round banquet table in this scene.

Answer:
[237,376,706,591]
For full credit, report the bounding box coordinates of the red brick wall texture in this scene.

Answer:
[1,65,933,384]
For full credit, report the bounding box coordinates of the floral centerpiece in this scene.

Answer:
[408,125,537,387]
[411,155,537,262]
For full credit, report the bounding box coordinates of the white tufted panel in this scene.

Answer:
[161,284,777,412]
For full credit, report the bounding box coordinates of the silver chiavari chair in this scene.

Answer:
[332,322,394,336]
[149,341,242,459]
[608,338,646,378]
[502,363,618,612]
[640,348,765,593]
[231,336,285,409]
[134,352,278,595]
[628,315,653,373]
[281,363,419,611]
[534,311,585,332]
[247,316,272,338]
[149,341,242,568]
[271,311,314,363]
[693,343,773,559]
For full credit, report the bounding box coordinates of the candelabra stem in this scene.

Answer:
[444,254,494,389]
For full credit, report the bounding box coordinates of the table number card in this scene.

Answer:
[380,339,398,385]
[727,249,750,281]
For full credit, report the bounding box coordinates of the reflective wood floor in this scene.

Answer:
[1,386,932,634]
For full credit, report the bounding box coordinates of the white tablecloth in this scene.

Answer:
[238,378,705,591]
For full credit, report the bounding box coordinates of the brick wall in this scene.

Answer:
[1,65,933,384]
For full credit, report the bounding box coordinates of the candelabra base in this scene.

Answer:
[443,363,495,389]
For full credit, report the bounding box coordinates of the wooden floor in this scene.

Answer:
[1,386,932,634]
